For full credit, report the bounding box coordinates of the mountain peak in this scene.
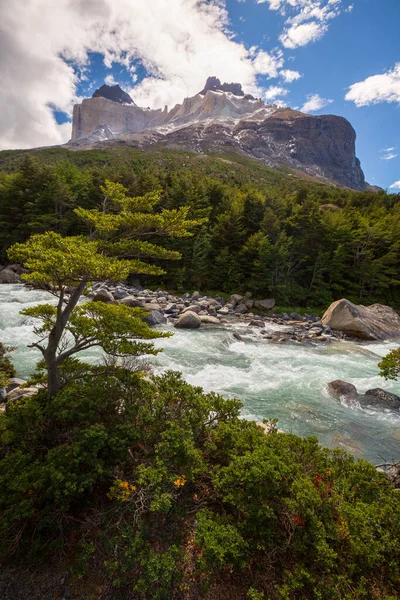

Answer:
[199,76,254,99]
[92,84,134,105]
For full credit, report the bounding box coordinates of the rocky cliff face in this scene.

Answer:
[69,80,367,190]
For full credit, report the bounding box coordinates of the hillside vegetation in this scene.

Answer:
[0,147,399,307]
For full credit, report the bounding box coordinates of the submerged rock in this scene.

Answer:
[363,388,400,410]
[322,298,400,340]
[328,380,400,411]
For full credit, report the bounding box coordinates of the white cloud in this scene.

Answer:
[280,21,328,48]
[104,74,117,86]
[389,180,400,190]
[301,92,333,113]
[264,85,289,100]
[259,1,350,49]
[251,50,285,79]
[345,63,400,107]
[0,0,286,150]
[280,69,302,82]
[380,147,398,161]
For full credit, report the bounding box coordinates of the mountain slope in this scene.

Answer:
[68,79,367,190]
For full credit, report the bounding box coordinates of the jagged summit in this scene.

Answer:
[199,76,255,100]
[92,84,134,105]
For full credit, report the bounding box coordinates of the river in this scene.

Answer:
[1,284,400,464]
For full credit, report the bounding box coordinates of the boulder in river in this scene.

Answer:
[362,388,400,410]
[327,380,358,401]
[321,298,400,340]
[175,311,201,329]
[0,268,21,284]
[119,295,145,307]
[143,310,167,327]
[199,315,220,325]
[328,380,400,411]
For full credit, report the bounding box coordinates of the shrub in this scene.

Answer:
[0,363,399,599]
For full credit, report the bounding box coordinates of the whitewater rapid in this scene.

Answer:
[1,284,400,463]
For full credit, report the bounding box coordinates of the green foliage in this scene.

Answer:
[0,343,15,388]
[0,365,399,599]
[1,148,399,306]
[378,347,400,380]
[7,179,202,398]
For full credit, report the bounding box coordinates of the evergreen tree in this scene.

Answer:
[8,181,202,398]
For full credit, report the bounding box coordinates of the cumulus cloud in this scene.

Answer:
[104,74,117,86]
[0,0,286,150]
[280,21,328,48]
[389,180,400,190]
[301,92,333,112]
[264,85,289,100]
[345,63,400,107]
[258,0,350,49]
[280,69,302,82]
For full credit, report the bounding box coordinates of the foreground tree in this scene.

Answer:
[8,181,201,397]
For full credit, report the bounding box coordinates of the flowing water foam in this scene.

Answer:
[1,284,399,463]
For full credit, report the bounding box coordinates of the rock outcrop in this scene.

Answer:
[69,78,367,190]
[199,76,254,99]
[322,298,400,340]
[92,84,135,105]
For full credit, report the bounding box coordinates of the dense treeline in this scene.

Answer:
[1,147,399,306]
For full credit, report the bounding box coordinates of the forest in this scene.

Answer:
[0,146,400,599]
[0,146,399,307]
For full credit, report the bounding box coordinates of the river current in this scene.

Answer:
[1,284,400,464]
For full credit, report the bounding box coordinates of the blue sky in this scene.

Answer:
[1,0,399,190]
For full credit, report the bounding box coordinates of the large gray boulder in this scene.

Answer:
[322,298,400,340]
[234,303,248,314]
[174,311,201,329]
[92,289,114,303]
[119,296,145,307]
[143,310,167,327]
[254,298,276,311]
[229,294,243,307]
[182,304,201,314]
[0,268,21,284]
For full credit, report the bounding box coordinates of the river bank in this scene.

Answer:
[1,283,400,464]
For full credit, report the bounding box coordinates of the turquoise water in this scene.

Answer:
[1,284,399,463]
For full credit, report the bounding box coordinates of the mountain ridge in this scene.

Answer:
[69,79,367,190]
